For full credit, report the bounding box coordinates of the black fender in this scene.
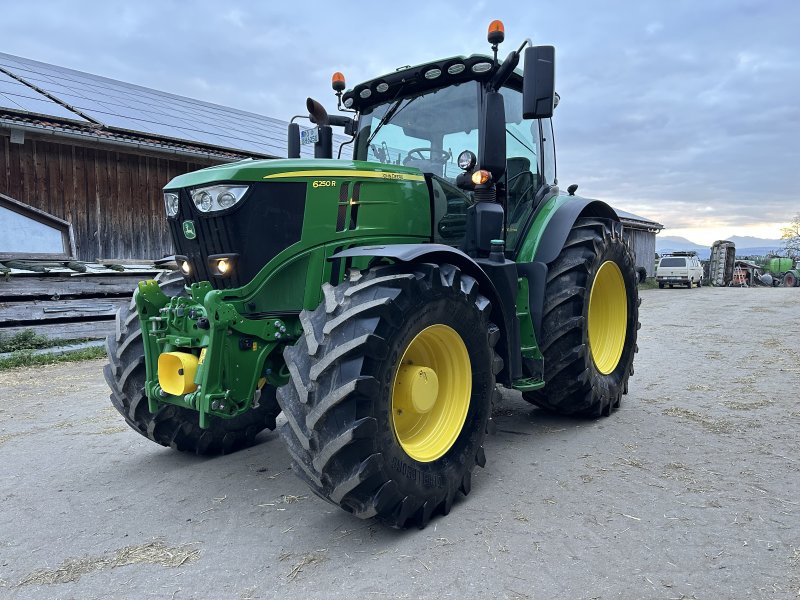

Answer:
[331,244,519,385]
[521,198,619,343]
[533,198,618,264]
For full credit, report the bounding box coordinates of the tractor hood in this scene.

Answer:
[164,159,426,190]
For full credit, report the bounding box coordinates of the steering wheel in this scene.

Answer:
[403,147,451,165]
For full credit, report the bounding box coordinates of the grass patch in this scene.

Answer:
[638,278,658,290]
[0,330,93,353]
[0,346,105,370]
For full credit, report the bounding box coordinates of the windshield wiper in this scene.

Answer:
[365,91,422,150]
[365,97,404,149]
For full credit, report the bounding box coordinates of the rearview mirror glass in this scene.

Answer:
[522,46,556,119]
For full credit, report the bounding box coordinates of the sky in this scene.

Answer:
[3,0,798,245]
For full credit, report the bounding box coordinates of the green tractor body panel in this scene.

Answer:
[136,159,433,426]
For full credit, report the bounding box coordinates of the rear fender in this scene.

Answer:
[331,244,518,384]
[516,196,619,341]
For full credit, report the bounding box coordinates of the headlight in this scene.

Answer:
[208,254,238,277]
[189,185,249,213]
[164,192,179,217]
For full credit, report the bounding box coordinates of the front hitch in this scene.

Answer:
[135,280,296,428]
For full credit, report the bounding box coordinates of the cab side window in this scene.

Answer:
[500,88,541,249]
[542,118,556,185]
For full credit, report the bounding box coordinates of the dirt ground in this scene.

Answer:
[1,286,798,600]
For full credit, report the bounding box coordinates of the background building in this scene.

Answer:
[618,209,664,277]
[0,52,311,261]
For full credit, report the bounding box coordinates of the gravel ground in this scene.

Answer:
[1,286,798,599]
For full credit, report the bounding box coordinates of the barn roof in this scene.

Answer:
[616,208,664,232]
[0,52,332,160]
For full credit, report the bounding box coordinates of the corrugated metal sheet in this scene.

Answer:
[625,227,658,276]
[616,208,663,231]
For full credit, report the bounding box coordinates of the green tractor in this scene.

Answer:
[105,22,639,528]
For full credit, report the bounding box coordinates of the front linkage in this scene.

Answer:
[135,279,299,428]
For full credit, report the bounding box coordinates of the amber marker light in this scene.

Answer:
[471,170,492,185]
[488,20,505,45]
[332,72,346,92]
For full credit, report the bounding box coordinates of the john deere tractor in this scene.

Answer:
[105,22,639,528]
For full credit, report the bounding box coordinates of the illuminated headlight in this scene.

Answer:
[472,61,493,73]
[164,192,179,217]
[189,185,249,213]
[208,254,238,277]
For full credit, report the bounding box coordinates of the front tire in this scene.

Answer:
[104,274,281,455]
[276,263,500,528]
[523,218,639,417]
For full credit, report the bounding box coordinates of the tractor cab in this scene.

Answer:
[294,31,558,257]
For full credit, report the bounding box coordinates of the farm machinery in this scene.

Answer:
[105,21,640,527]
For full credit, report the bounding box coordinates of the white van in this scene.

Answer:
[656,253,703,288]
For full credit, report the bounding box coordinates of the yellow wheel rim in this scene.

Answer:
[391,324,471,463]
[588,261,628,375]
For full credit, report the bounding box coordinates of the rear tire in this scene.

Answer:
[104,274,281,455]
[523,218,639,417]
[276,263,500,528]
[658,282,664,289]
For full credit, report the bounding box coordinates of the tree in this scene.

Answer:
[782,214,800,259]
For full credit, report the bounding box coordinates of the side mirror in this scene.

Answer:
[522,45,555,119]
[478,90,506,181]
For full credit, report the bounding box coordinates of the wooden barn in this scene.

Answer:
[0,51,308,261]
[617,209,664,277]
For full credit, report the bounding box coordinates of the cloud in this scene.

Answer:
[2,0,798,238]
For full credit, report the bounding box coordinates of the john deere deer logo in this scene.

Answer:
[182,220,197,240]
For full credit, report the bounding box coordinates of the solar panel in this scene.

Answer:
[0,69,89,121]
[0,52,349,158]
[0,53,297,156]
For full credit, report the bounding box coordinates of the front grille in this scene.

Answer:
[168,181,306,289]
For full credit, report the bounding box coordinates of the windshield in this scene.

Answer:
[660,257,686,267]
[353,82,480,180]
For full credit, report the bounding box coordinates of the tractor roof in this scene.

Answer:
[342,54,523,113]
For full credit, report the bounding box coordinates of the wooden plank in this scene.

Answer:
[0,274,155,298]
[0,297,127,323]
[0,319,115,341]
[1,134,8,192]
[86,146,99,262]
[8,135,23,203]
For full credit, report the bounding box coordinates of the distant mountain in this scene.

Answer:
[656,236,707,252]
[656,235,785,260]
[726,236,783,251]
